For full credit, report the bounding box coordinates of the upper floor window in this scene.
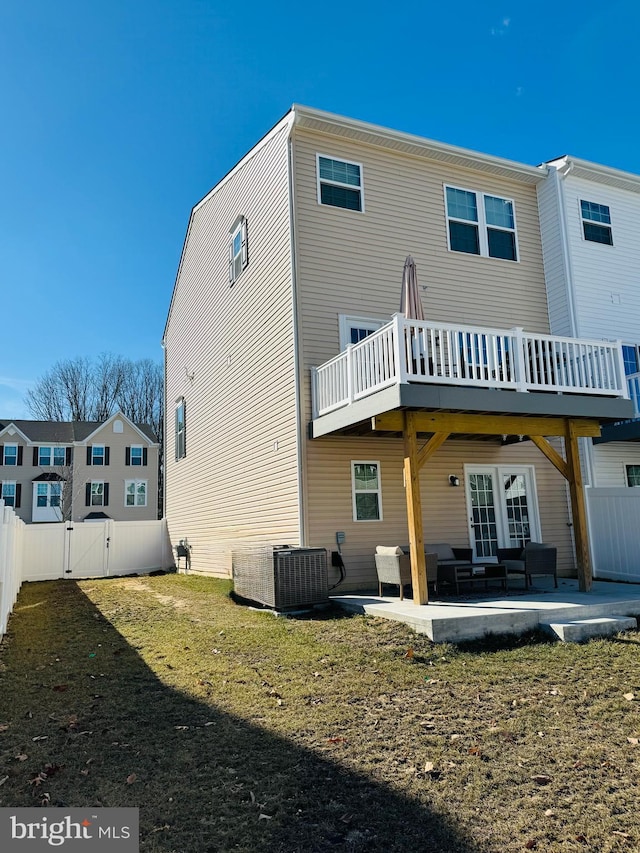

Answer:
[317,155,363,212]
[580,200,613,245]
[2,444,18,466]
[126,446,147,466]
[175,399,186,460]
[445,186,518,261]
[229,217,248,284]
[351,461,382,521]
[38,446,66,467]
[125,479,147,507]
[89,445,108,466]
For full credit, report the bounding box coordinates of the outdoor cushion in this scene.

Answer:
[376,545,404,556]
[425,543,456,561]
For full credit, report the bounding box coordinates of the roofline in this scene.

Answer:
[0,423,32,444]
[291,104,548,184]
[546,155,640,193]
[80,411,159,446]
[163,104,547,344]
[162,108,296,343]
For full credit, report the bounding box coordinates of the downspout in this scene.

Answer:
[287,127,307,547]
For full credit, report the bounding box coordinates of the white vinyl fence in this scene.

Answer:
[0,500,25,638]
[587,487,640,581]
[0,514,174,639]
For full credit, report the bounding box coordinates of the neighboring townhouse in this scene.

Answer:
[163,106,632,596]
[538,156,640,577]
[0,412,159,523]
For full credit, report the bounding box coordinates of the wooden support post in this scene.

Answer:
[565,420,592,592]
[403,412,428,605]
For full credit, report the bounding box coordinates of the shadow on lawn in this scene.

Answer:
[0,581,479,853]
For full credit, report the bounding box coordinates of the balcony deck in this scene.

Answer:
[311,315,634,437]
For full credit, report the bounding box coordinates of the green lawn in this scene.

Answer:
[1,575,640,852]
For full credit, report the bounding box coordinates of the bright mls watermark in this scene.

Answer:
[0,808,138,851]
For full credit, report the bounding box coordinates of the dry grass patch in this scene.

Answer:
[1,575,640,852]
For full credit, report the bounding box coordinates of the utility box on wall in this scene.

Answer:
[232,545,328,610]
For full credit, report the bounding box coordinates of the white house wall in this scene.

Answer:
[164,120,301,576]
[558,173,640,341]
[537,172,574,337]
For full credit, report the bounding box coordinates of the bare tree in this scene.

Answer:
[25,354,164,516]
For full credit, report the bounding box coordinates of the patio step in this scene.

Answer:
[541,615,637,643]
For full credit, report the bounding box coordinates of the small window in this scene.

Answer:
[38,447,51,466]
[580,200,613,245]
[91,482,105,506]
[3,444,18,466]
[91,445,105,466]
[125,479,147,507]
[338,315,385,350]
[37,446,67,466]
[627,466,640,487]
[1,481,16,507]
[229,217,248,284]
[317,155,363,212]
[351,461,382,521]
[445,186,517,261]
[175,399,186,460]
[129,446,143,466]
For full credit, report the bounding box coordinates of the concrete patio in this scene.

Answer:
[331,578,640,643]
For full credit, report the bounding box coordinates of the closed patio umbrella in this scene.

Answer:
[399,255,425,321]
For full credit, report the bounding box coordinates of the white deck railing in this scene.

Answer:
[312,314,628,418]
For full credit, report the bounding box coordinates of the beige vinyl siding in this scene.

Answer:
[74,420,159,522]
[592,444,640,488]
[164,122,300,576]
[291,130,550,428]
[306,437,574,591]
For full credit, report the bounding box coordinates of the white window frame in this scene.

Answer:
[91,481,105,506]
[338,315,386,351]
[3,444,18,466]
[125,479,147,507]
[626,465,640,487]
[35,481,62,508]
[38,446,65,466]
[316,154,364,212]
[130,446,143,466]
[229,216,248,284]
[444,185,519,262]
[580,198,613,246]
[1,481,16,507]
[351,461,382,522]
[175,399,186,460]
[91,445,105,466]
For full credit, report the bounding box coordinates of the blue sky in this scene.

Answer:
[1,0,638,418]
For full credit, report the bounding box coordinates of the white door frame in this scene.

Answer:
[463,464,541,561]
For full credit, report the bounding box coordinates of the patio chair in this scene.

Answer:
[375,546,438,599]
[496,542,557,589]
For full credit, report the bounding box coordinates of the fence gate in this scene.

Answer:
[21,519,171,582]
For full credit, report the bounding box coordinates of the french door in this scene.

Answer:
[464,466,541,561]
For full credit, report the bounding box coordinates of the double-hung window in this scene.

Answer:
[317,155,363,211]
[125,479,147,507]
[229,217,248,284]
[445,186,518,261]
[86,481,109,507]
[2,444,18,466]
[626,466,640,487]
[126,446,146,466]
[38,446,66,466]
[351,461,382,521]
[175,399,186,460]
[36,482,61,508]
[91,445,105,466]
[1,481,18,508]
[580,200,613,245]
